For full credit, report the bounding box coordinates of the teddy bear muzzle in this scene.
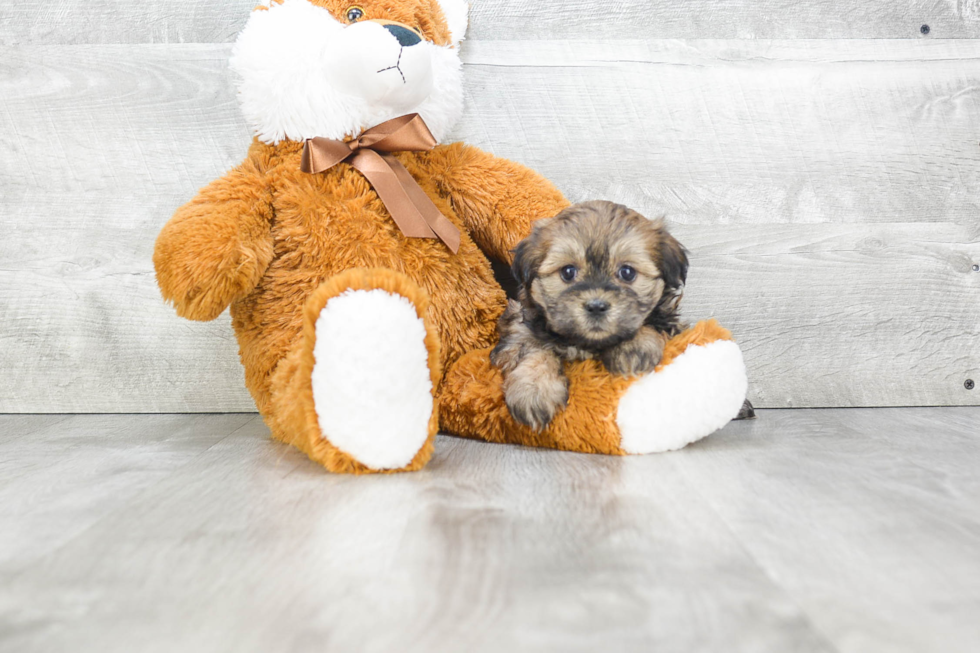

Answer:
[324,19,435,110]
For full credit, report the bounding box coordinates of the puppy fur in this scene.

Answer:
[491,201,689,430]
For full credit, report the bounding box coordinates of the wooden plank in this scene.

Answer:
[6,40,980,215]
[0,414,255,570]
[674,407,980,652]
[468,0,980,40]
[0,415,71,441]
[0,1,255,46]
[458,39,980,227]
[0,200,256,412]
[3,0,980,45]
[0,46,249,192]
[681,222,980,408]
[0,44,255,413]
[0,416,835,653]
[1,41,979,411]
[3,409,979,651]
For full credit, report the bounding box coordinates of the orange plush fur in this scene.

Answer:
[156,136,569,473]
[439,320,735,455]
[154,0,745,473]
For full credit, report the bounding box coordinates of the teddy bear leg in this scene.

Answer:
[438,352,631,455]
[439,320,748,456]
[615,328,748,454]
[267,268,441,474]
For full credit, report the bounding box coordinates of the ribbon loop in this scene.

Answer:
[300,114,460,253]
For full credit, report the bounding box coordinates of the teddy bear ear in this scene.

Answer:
[436,0,468,47]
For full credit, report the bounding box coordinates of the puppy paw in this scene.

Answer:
[503,373,569,431]
[603,347,661,377]
[602,329,667,377]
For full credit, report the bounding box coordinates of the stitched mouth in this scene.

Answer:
[377,47,406,84]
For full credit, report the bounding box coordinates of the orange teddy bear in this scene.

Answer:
[154,0,748,474]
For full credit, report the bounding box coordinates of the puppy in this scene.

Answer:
[491,201,689,430]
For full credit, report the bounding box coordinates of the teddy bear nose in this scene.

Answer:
[384,24,422,47]
[584,299,611,315]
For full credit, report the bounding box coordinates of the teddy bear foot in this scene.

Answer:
[269,269,441,474]
[616,338,747,453]
[311,289,434,471]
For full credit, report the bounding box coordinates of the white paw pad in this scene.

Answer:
[616,340,748,454]
[311,289,433,470]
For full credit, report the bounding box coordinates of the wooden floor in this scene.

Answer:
[0,409,977,652]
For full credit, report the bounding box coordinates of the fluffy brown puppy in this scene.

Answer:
[490,201,689,430]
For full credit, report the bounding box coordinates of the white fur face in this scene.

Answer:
[230,0,467,145]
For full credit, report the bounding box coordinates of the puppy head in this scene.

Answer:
[230,0,467,144]
[513,201,688,349]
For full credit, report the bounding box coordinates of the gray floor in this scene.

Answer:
[0,410,977,653]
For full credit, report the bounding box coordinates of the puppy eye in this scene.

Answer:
[346,6,364,22]
[618,265,637,283]
[559,265,578,282]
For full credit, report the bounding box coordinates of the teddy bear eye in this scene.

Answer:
[618,265,637,283]
[346,6,364,22]
[559,265,578,282]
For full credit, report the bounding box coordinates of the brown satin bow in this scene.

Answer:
[301,114,461,253]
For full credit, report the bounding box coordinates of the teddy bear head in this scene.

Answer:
[230,0,468,145]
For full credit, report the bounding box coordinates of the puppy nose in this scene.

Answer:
[384,23,422,47]
[584,299,610,315]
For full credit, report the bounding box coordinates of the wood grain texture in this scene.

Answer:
[0,413,832,653]
[674,408,980,652]
[1,40,979,410]
[0,45,254,412]
[0,414,255,569]
[466,0,980,40]
[459,39,980,227]
[0,1,256,46]
[0,415,71,441]
[4,0,980,44]
[681,222,980,408]
[2,409,979,652]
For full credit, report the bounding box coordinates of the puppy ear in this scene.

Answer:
[648,223,688,335]
[658,229,689,293]
[511,236,537,287]
[511,219,551,287]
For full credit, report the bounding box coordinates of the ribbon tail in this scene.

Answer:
[300,140,317,174]
[384,155,462,254]
[349,150,438,240]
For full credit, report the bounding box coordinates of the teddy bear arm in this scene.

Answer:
[153,155,274,321]
[435,144,570,263]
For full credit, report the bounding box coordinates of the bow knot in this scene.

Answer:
[301,114,461,253]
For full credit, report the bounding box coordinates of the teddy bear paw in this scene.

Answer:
[309,288,434,470]
[616,339,748,454]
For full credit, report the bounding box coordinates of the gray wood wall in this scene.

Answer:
[1,1,978,412]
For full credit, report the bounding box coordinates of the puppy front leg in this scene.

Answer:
[502,349,569,431]
[601,327,669,377]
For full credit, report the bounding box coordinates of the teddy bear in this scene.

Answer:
[153,0,748,474]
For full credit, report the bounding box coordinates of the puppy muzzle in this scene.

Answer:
[566,290,643,348]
